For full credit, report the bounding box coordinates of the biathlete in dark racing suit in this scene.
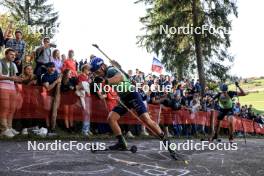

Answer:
[89,57,176,155]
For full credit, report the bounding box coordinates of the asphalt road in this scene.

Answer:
[0,138,263,176]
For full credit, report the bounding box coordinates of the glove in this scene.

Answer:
[235,81,239,87]
[93,77,104,83]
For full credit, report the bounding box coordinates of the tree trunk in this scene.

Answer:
[192,0,206,95]
[26,0,31,25]
[176,64,183,81]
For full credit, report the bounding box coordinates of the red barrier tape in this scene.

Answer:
[1,85,263,134]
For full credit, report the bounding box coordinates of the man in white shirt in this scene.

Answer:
[0,48,22,138]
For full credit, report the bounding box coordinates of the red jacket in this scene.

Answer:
[62,59,77,77]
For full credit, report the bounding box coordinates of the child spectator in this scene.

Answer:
[76,64,92,136]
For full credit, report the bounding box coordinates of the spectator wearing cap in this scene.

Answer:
[41,62,60,90]
[5,30,26,75]
[41,62,61,133]
[34,37,52,76]
[61,50,78,77]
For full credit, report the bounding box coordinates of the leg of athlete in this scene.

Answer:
[212,119,222,141]
[140,112,178,158]
[228,115,234,143]
[107,111,128,150]
[140,112,163,136]
[211,109,227,141]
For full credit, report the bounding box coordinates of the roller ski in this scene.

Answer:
[91,140,137,153]
[208,134,222,142]
[163,139,189,164]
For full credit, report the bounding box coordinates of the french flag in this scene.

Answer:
[151,57,163,74]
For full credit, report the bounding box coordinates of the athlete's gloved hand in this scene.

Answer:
[94,77,104,83]
[235,81,239,87]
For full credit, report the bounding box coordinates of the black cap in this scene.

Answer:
[46,62,55,68]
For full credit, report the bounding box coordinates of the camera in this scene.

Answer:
[50,43,57,48]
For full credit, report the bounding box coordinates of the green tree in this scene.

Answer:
[2,0,59,38]
[136,0,237,94]
[0,13,42,54]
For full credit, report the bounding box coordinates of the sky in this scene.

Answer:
[53,0,150,75]
[228,0,264,78]
[2,0,263,78]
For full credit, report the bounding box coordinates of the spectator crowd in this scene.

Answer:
[0,26,263,139]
